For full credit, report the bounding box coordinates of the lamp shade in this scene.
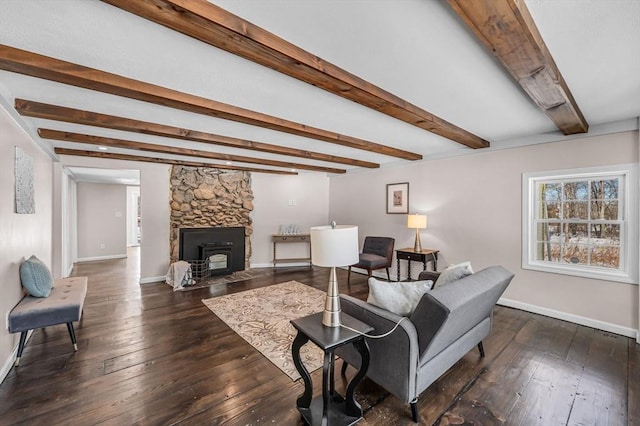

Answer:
[310,225,359,267]
[407,214,427,229]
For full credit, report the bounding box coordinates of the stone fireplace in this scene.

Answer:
[169,166,254,269]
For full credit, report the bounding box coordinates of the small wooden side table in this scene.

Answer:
[272,234,311,268]
[291,312,373,426]
[395,248,439,282]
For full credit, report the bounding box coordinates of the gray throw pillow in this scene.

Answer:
[367,277,433,316]
[19,255,54,298]
[434,261,473,287]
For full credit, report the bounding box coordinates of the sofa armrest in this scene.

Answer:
[336,294,421,403]
[418,270,440,282]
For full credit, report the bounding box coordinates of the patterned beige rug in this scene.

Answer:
[202,280,326,380]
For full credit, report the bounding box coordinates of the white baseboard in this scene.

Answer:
[250,262,275,268]
[498,297,638,339]
[76,254,127,263]
[0,330,33,384]
[140,276,166,285]
[248,263,271,268]
[250,262,311,268]
[0,352,15,385]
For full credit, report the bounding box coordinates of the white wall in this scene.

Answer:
[637,122,640,343]
[251,172,330,266]
[58,159,330,279]
[58,156,171,283]
[76,182,127,261]
[126,186,140,246]
[0,103,52,376]
[139,165,171,282]
[330,131,639,337]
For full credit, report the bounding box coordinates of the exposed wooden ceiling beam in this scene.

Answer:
[101,0,489,150]
[0,44,421,160]
[447,0,588,135]
[40,128,340,174]
[54,148,297,175]
[14,99,375,168]
[15,100,347,174]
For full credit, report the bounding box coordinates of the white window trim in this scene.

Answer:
[522,164,638,285]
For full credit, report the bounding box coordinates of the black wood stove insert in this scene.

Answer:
[178,227,245,276]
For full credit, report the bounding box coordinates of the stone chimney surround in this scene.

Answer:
[169,166,254,267]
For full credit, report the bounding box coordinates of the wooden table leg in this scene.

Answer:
[344,338,370,417]
[292,331,312,409]
[396,257,401,282]
[322,351,331,425]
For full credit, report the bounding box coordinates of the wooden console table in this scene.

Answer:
[272,234,311,267]
[395,248,439,281]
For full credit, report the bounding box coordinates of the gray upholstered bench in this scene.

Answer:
[8,276,88,367]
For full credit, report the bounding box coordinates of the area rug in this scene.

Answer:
[202,280,326,380]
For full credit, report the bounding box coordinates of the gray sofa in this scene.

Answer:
[336,265,514,422]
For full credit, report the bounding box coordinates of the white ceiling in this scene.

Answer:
[0,0,638,177]
[66,167,140,185]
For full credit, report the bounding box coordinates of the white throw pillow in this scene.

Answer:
[434,261,474,287]
[366,277,433,317]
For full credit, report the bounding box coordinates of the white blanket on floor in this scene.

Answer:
[166,261,194,291]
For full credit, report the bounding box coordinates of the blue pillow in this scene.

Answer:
[20,255,53,297]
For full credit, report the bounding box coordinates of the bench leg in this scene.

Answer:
[14,331,28,367]
[66,322,78,351]
[410,399,419,423]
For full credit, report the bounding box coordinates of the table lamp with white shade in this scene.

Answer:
[407,214,427,253]
[310,223,359,327]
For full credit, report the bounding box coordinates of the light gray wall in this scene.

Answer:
[56,130,639,338]
[0,104,53,377]
[58,160,330,277]
[76,182,127,261]
[330,131,639,336]
[251,173,330,266]
[59,156,171,283]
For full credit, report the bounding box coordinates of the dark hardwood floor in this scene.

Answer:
[1,247,638,425]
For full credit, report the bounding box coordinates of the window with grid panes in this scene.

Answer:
[522,165,637,283]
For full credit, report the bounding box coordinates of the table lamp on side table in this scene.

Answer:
[310,223,359,327]
[407,214,427,253]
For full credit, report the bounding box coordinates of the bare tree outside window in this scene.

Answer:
[535,176,621,269]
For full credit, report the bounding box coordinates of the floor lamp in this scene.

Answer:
[310,224,359,327]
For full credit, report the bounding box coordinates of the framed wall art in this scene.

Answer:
[386,182,409,214]
[15,146,35,214]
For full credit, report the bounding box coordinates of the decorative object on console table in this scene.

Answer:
[407,213,427,252]
[395,247,439,282]
[279,224,300,235]
[272,234,311,268]
[291,312,373,426]
[310,223,359,327]
[386,182,409,214]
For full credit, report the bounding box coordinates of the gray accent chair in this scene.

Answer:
[336,266,514,422]
[347,236,395,289]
